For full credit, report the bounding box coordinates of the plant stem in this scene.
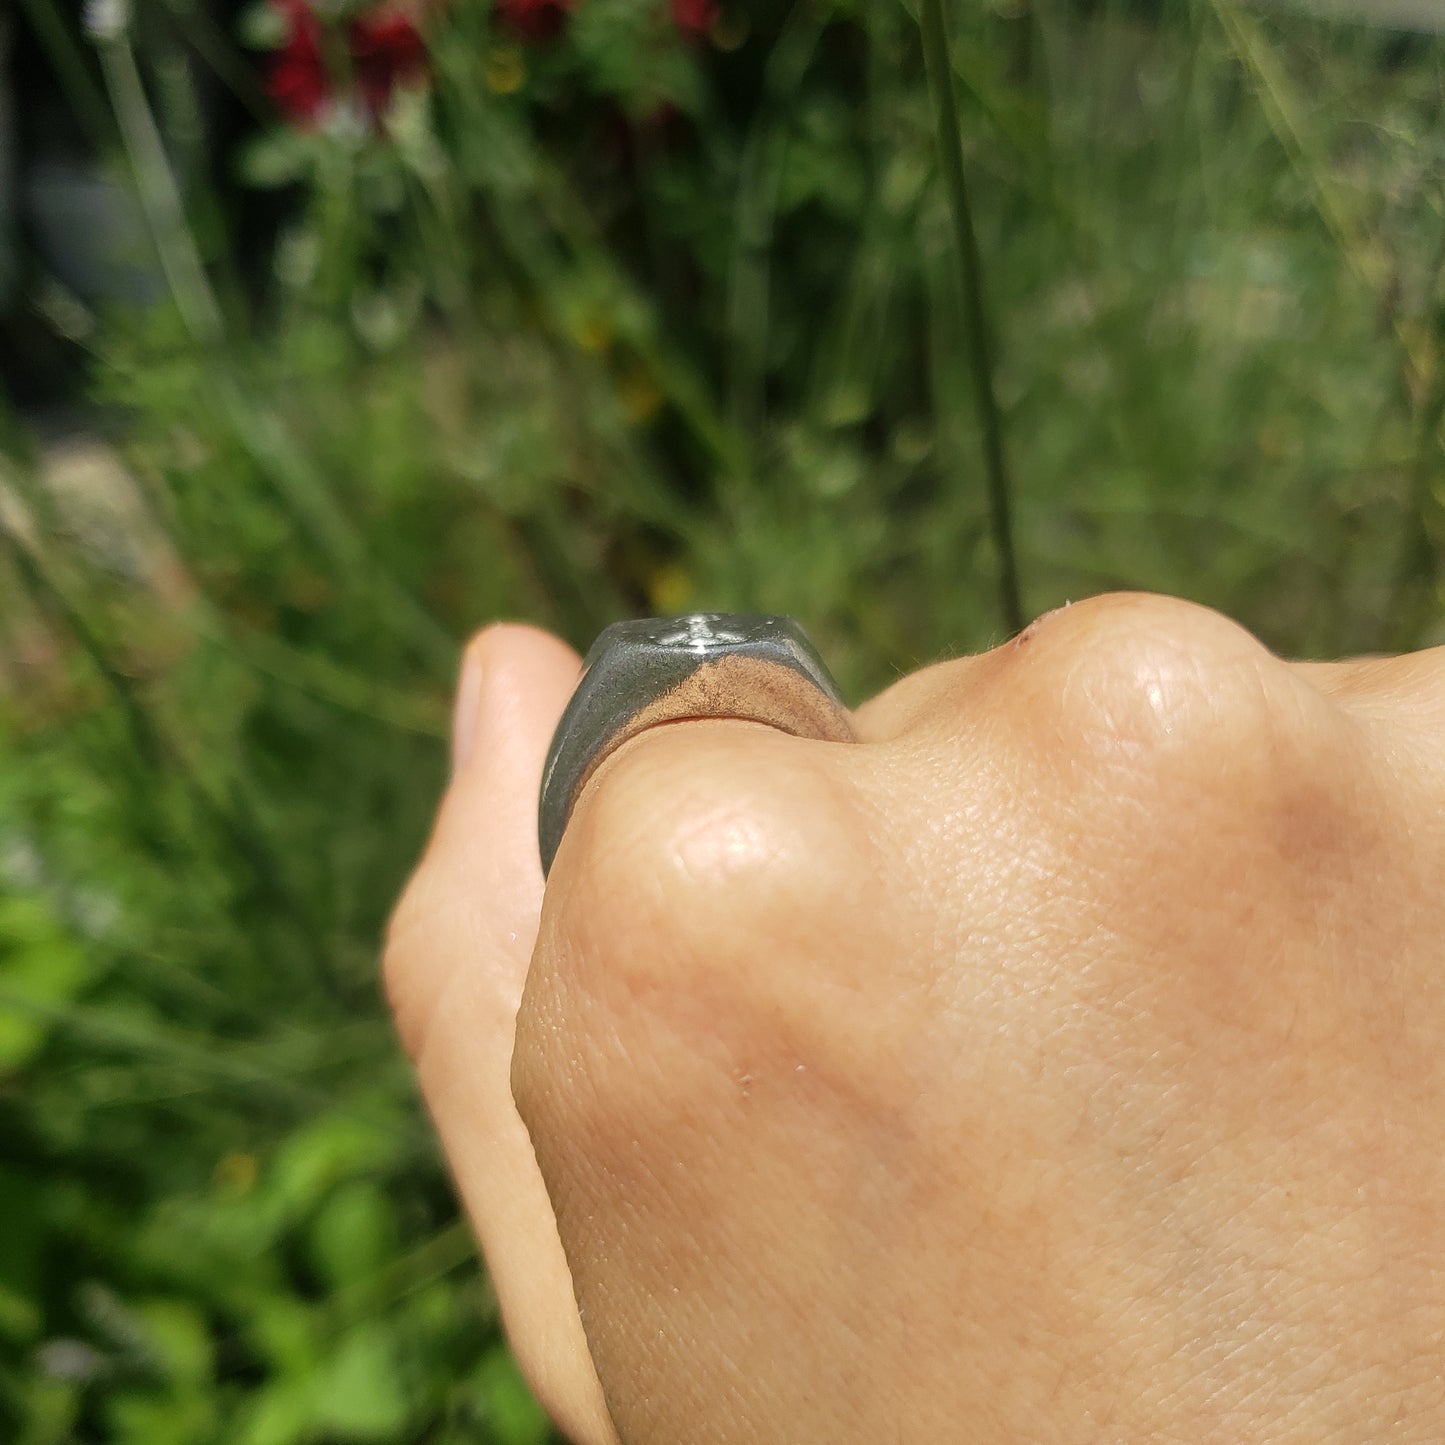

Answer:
[94,23,454,674]
[0,476,336,996]
[726,4,826,458]
[919,0,1024,634]
[17,0,116,154]
[96,28,226,346]
[1384,225,1445,652]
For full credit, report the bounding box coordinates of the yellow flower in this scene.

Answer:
[484,45,526,95]
[618,366,663,424]
[213,1151,259,1195]
[710,11,749,52]
[567,312,614,355]
[648,563,694,614]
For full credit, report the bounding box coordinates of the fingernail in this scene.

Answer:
[451,646,485,776]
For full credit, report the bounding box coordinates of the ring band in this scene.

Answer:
[537,614,855,877]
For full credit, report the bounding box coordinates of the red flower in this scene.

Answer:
[352,12,428,115]
[494,0,577,42]
[669,0,717,39]
[267,1,428,128]
[268,2,327,124]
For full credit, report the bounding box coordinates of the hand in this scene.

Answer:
[384,593,1445,1443]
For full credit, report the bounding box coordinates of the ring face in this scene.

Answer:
[537,613,854,877]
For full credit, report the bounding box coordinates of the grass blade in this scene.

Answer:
[919,0,1026,633]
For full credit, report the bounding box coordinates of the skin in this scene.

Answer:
[384,592,1445,1444]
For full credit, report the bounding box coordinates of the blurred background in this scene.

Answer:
[1,0,1442,1439]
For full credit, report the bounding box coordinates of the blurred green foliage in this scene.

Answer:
[1,0,1443,1439]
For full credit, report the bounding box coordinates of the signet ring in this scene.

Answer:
[537,614,856,877]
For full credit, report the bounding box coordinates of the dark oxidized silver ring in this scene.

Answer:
[537,614,856,877]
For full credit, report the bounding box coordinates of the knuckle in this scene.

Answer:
[976,595,1374,988]
[522,727,875,1137]
[563,725,862,978]
[1002,593,1328,806]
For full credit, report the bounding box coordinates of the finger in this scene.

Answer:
[1291,647,1445,721]
[850,650,999,746]
[853,596,1405,750]
[384,623,617,1445]
[848,611,1065,747]
[1291,646,1445,794]
[847,600,1139,749]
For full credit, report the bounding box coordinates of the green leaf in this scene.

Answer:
[0,1279,40,1344]
[107,1389,216,1445]
[473,1347,551,1445]
[237,0,288,50]
[237,131,314,191]
[235,1376,316,1445]
[136,1298,214,1387]
[308,1180,398,1291]
[243,1296,321,1377]
[16,1376,81,1445]
[0,895,94,1071]
[312,1323,409,1440]
[0,1166,44,1342]
[267,1111,398,1224]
